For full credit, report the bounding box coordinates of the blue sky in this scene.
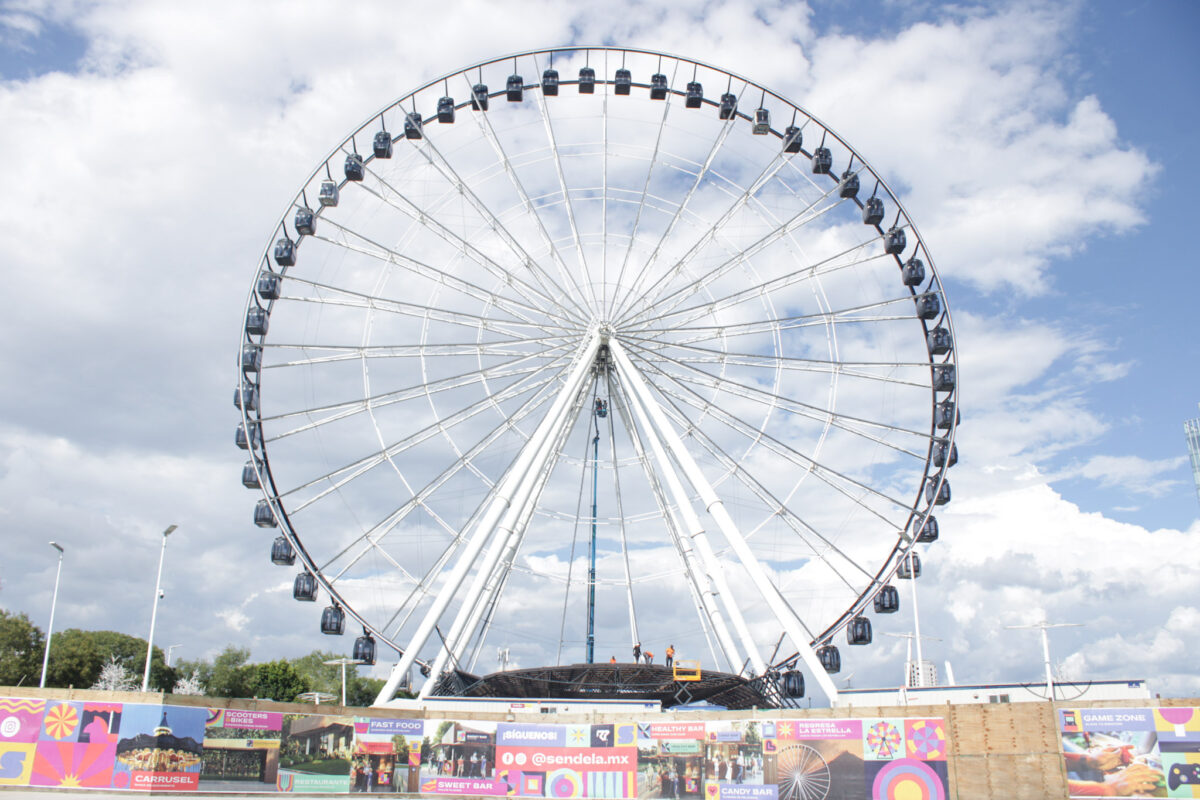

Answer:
[0,0,1197,703]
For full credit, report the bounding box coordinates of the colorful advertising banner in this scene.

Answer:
[200,708,283,792]
[1060,706,1200,798]
[0,697,952,798]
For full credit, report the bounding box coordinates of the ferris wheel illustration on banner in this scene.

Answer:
[234,46,959,706]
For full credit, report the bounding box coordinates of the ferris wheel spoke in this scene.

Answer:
[628,350,919,528]
[613,144,801,325]
[404,112,592,324]
[451,79,595,320]
[354,167,580,323]
[310,209,580,331]
[649,383,881,592]
[260,336,569,371]
[629,291,937,346]
[274,363,566,512]
[276,275,560,340]
[530,85,601,313]
[608,111,738,318]
[630,336,936,386]
[624,239,893,334]
[260,342,570,423]
[617,181,857,329]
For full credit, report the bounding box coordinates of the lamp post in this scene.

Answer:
[166,644,182,667]
[39,542,65,689]
[324,658,364,706]
[142,525,177,692]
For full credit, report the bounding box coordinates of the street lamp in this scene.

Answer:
[39,542,65,689]
[324,658,364,706]
[166,644,183,667]
[142,525,177,692]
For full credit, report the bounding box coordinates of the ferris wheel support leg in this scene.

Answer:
[418,389,589,698]
[611,383,740,673]
[373,331,603,705]
[610,339,840,705]
[614,364,761,676]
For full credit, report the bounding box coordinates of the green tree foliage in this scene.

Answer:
[174,644,256,699]
[251,659,310,703]
[43,629,175,691]
[289,649,386,706]
[0,610,45,687]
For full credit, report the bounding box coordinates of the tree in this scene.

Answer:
[172,670,205,696]
[251,659,310,703]
[44,629,176,691]
[174,645,256,699]
[0,610,44,687]
[91,655,137,691]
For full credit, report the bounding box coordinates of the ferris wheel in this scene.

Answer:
[234,46,959,706]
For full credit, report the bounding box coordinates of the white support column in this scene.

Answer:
[615,356,764,676]
[610,339,840,704]
[612,384,740,673]
[374,331,602,705]
[419,388,589,697]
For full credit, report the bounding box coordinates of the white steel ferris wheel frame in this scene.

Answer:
[236,46,960,708]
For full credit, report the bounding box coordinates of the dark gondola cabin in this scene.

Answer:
[321,605,346,635]
[234,385,258,412]
[506,74,523,102]
[578,67,595,93]
[753,107,770,134]
[926,479,951,506]
[847,616,873,645]
[933,441,958,468]
[257,271,281,301]
[718,92,737,119]
[542,68,559,96]
[839,169,860,198]
[437,96,456,123]
[254,499,277,528]
[614,68,632,95]
[650,73,668,99]
[271,535,296,565]
[471,83,489,111]
[884,226,907,255]
[863,196,884,225]
[354,631,377,665]
[897,552,922,579]
[812,146,832,174]
[242,460,261,489]
[318,180,339,207]
[373,130,392,158]
[915,293,941,320]
[294,571,318,601]
[902,258,925,287]
[818,644,841,673]
[245,307,268,337]
[241,345,262,374]
[235,421,259,450]
[915,516,939,542]
[927,327,953,355]
[932,365,956,392]
[344,153,364,181]
[934,400,957,430]
[403,112,423,140]
[273,237,295,267]
[782,670,805,698]
[294,208,316,238]
[874,585,900,613]
[783,125,802,153]
[685,81,703,108]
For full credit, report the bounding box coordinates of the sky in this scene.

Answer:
[1,0,1198,702]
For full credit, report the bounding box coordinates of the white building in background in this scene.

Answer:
[907,660,938,689]
[1186,403,1200,507]
[836,678,1152,708]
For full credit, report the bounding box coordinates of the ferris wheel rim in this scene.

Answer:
[236,45,960,682]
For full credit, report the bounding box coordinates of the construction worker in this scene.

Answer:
[633,642,641,662]
[644,651,654,665]
[665,644,675,668]
[610,655,617,664]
